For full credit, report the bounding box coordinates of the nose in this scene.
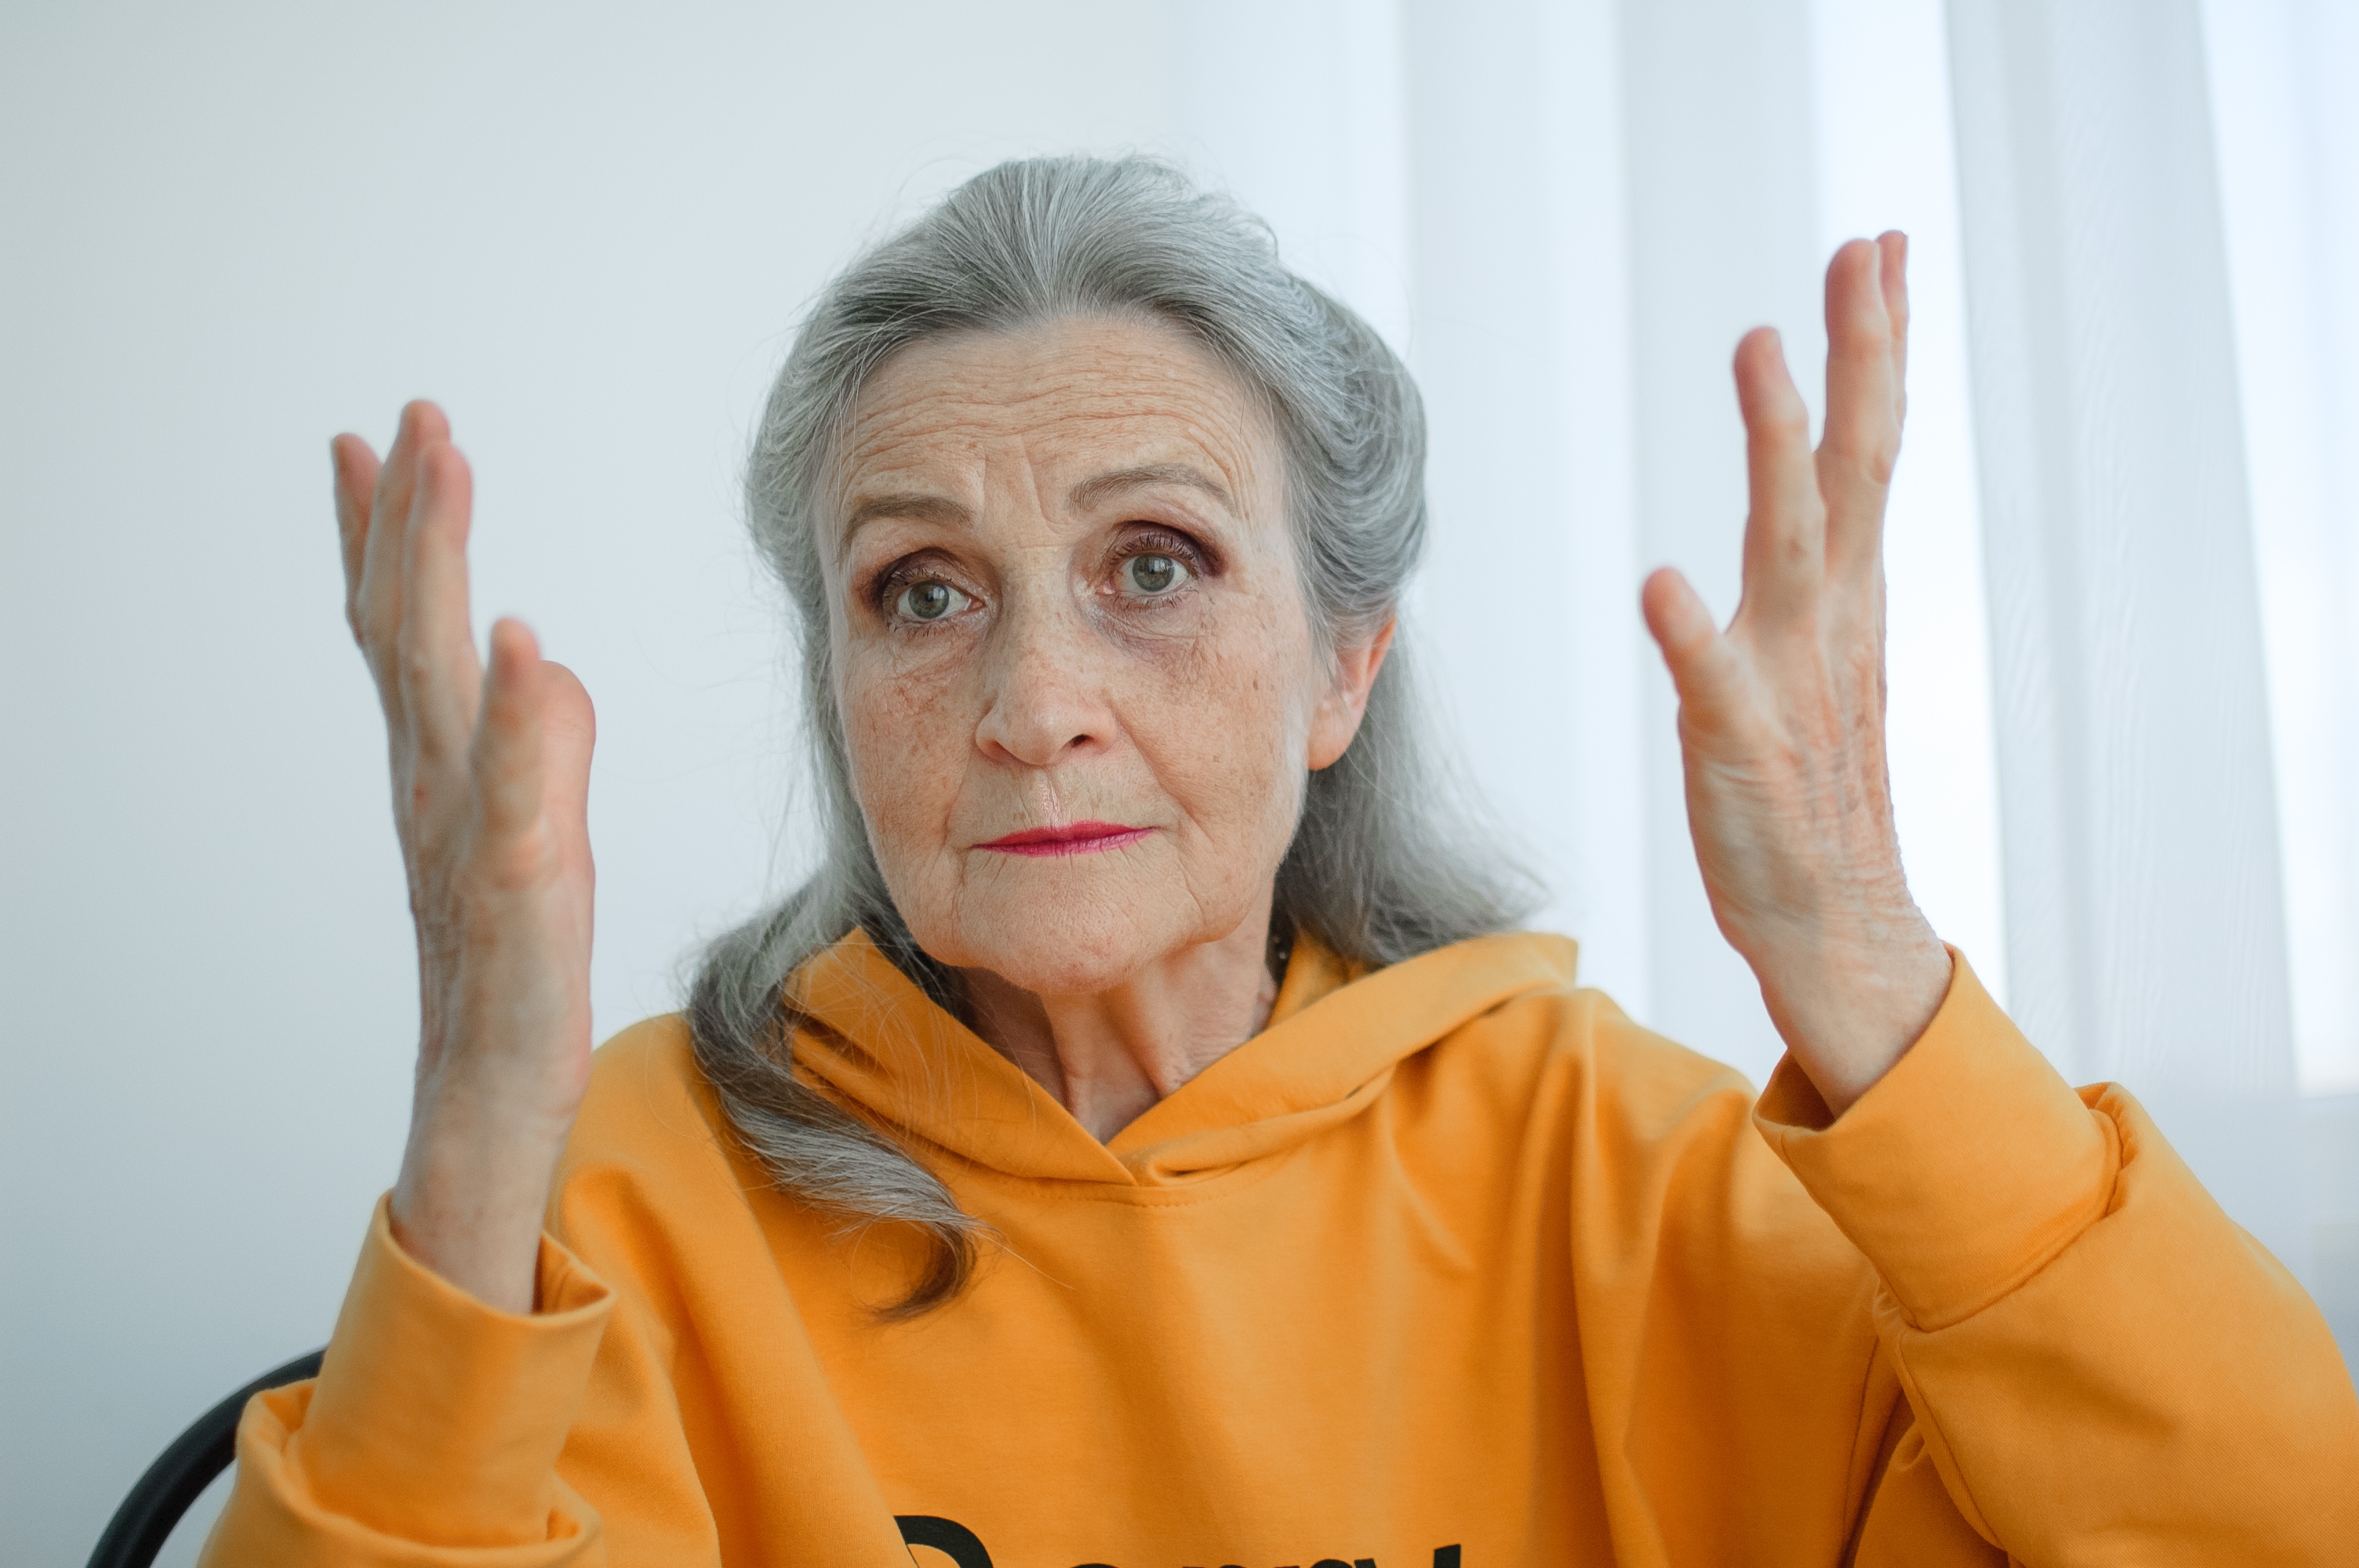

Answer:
[972,590,1114,770]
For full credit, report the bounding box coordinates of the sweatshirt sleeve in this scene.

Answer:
[198,1194,620,1567]
[1753,952,2359,1565]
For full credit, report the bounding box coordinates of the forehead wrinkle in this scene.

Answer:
[860,339,1252,444]
[1014,423,1058,539]
[832,391,995,568]
[833,330,1276,563]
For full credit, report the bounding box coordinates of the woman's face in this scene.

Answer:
[823,314,1379,996]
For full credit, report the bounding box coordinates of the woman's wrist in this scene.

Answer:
[1751,914,1953,1117]
[390,1077,573,1314]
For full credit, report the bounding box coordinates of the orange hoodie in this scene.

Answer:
[204,931,2359,1566]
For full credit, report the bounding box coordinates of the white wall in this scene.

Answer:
[0,6,1189,1560]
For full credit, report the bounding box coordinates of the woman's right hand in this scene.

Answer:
[333,401,597,1314]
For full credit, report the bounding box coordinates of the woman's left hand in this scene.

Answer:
[1641,233,1952,1116]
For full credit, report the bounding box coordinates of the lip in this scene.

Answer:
[975,821,1154,857]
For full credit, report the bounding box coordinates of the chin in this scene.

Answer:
[980,898,1198,995]
[904,866,1227,996]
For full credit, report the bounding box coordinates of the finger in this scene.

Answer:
[1879,230,1910,420]
[1733,328,1823,630]
[332,434,384,643]
[473,619,547,846]
[537,661,598,898]
[1641,566,1746,724]
[356,400,453,699]
[1817,239,1900,579]
[536,661,597,825]
[397,440,483,771]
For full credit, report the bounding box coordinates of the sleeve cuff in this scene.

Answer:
[1752,949,2119,1330]
[285,1192,615,1547]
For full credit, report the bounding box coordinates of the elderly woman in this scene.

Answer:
[206,158,2354,1566]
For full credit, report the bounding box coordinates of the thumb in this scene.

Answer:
[1641,567,1743,720]
[538,660,598,829]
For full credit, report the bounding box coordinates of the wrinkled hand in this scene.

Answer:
[333,401,596,1311]
[1641,235,1951,1116]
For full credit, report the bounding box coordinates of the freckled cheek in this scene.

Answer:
[1129,615,1312,843]
[840,657,972,860]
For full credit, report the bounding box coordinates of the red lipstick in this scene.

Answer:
[976,821,1154,857]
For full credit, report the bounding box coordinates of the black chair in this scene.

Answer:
[88,1349,325,1568]
[90,1356,1001,1566]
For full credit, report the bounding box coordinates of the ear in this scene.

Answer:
[1307,617,1397,771]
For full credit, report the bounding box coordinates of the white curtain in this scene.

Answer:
[1176,0,2345,1299]
[2205,0,2359,1106]
[1944,0,2307,1272]
[2202,0,2359,1352]
[1178,0,1994,1093]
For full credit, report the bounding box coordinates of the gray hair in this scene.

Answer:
[689,155,1536,1315]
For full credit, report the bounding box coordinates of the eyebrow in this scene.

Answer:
[844,492,972,533]
[835,463,1237,562]
[837,492,972,562]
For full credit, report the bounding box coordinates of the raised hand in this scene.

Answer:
[1641,235,1951,1116]
[333,401,597,1312]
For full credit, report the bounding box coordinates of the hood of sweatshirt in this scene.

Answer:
[784,927,1579,1188]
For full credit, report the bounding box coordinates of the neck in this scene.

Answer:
[961,896,1285,1142]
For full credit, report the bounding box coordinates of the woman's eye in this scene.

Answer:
[1121,553,1190,597]
[894,580,970,622]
